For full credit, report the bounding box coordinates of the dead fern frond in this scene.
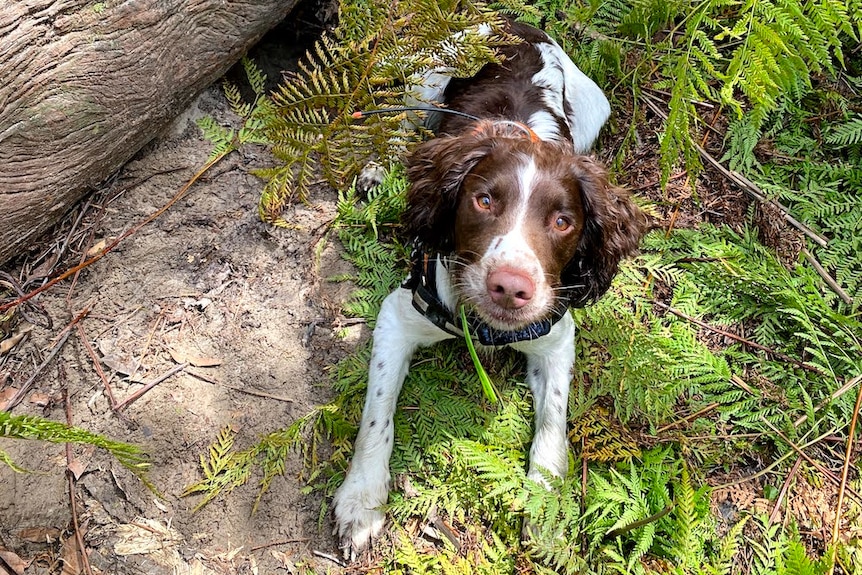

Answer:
[569,406,641,462]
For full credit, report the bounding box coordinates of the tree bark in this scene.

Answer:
[0,0,300,265]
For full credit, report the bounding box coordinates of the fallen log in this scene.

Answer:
[0,0,300,265]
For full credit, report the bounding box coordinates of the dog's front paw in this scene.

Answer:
[356,161,387,196]
[332,471,389,560]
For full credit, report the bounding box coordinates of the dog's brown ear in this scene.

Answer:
[563,156,647,306]
[402,135,493,252]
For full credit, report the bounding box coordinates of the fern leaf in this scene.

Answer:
[0,411,151,482]
[825,114,862,147]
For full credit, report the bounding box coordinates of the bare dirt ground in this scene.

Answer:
[0,74,359,573]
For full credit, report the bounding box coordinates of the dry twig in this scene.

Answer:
[3,308,90,412]
[831,380,862,569]
[75,323,118,410]
[654,302,824,375]
[769,457,800,525]
[249,538,310,552]
[63,388,95,575]
[114,362,188,412]
[186,369,296,403]
[801,248,853,305]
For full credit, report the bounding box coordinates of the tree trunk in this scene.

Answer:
[0,0,300,265]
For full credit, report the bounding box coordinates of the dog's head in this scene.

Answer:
[403,121,646,330]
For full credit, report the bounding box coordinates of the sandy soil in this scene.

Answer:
[0,78,357,573]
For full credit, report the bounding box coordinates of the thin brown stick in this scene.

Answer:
[801,248,853,305]
[831,379,862,569]
[249,538,311,552]
[759,416,862,506]
[793,375,862,428]
[3,308,90,412]
[0,157,221,315]
[427,506,461,550]
[656,402,720,434]
[730,374,759,397]
[186,369,295,403]
[64,388,95,575]
[654,302,825,375]
[769,457,800,525]
[75,323,118,410]
[114,362,188,412]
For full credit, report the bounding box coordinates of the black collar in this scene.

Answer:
[402,249,568,346]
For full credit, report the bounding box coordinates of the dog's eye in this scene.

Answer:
[553,215,572,232]
[475,194,492,210]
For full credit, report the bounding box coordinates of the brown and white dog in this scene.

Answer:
[332,21,646,558]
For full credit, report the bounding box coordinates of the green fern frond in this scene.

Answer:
[182,411,319,511]
[0,411,151,483]
[196,116,236,162]
[670,463,700,564]
[0,448,27,472]
[711,518,748,575]
[254,0,512,217]
[198,57,273,163]
[825,114,862,147]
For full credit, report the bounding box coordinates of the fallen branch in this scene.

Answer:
[801,248,853,306]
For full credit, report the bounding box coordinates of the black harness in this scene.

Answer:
[402,249,569,346]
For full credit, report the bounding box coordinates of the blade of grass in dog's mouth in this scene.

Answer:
[460,306,498,404]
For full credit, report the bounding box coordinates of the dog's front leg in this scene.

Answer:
[514,314,576,483]
[332,289,451,558]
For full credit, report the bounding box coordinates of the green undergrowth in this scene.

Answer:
[186,168,862,573]
[185,0,862,571]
